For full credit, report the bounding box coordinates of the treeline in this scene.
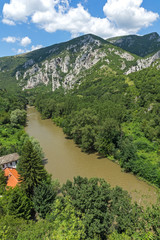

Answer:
[27,65,160,187]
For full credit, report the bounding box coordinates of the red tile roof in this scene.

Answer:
[4,168,20,188]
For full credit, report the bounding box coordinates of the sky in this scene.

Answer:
[0,0,160,57]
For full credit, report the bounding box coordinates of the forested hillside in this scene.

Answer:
[107,32,160,57]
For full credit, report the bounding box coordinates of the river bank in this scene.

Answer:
[25,106,158,205]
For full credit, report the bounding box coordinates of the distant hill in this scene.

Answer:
[107,32,160,57]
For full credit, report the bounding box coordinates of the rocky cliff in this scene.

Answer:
[15,34,137,91]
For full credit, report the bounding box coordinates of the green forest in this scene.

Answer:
[0,63,160,239]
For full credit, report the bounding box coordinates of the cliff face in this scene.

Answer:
[125,51,160,75]
[15,34,137,91]
[20,37,108,91]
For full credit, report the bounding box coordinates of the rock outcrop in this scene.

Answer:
[16,36,110,91]
[125,51,160,75]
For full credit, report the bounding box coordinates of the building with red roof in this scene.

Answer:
[4,168,20,188]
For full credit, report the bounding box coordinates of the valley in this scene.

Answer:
[0,32,160,239]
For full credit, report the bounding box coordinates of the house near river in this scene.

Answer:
[0,153,20,188]
[0,153,19,170]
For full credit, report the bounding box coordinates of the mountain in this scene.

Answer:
[107,32,160,57]
[0,33,160,92]
[0,34,137,91]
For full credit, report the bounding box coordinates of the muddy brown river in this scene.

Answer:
[26,106,158,205]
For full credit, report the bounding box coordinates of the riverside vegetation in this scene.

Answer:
[0,32,160,239]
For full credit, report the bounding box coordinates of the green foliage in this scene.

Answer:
[16,220,53,240]
[49,197,85,240]
[110,186,142,235]
[69,108,98,151]
[30,137,45,160]
[95,118,120,156]
[144,203,160,238]
[0,168,7,194]
[108,32,160,57]
[33,180,59,219]
[118,136,138,172]
[0,90,27,156]
[0,215,28,240]
[61,177,153,239]
[108,231,155,240]
[108,231,131,240]
[10,109,27,126]
[0,124,26,156]
[62,176,113,239]
[18,140,47,197]
[0,176,159,240]
[1,186,32,220]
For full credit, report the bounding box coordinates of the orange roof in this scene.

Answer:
[4,168,20,188]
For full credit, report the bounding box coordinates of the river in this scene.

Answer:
[25,106,158,205]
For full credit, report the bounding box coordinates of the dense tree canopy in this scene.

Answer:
[10,109,27,126]
[33,179,59,219]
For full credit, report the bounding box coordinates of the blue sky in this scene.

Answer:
[0,0,159,57]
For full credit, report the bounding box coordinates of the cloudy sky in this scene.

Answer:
[0,0,159,57]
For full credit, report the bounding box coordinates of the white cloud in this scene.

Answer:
[2,0,69,22]
[2,36,32,49]
[2,0,159,39]
[31,45,43,51]
[2,36,18,43]
[2,18,15,25]
[31,3,127,38]
[103,0,159,32]
[17,48,26,54]
[17,45,43,55]
[20,36,31,46]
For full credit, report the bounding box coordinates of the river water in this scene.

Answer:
[25,106,158,205]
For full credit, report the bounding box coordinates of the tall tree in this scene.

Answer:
[18,140,47,197]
